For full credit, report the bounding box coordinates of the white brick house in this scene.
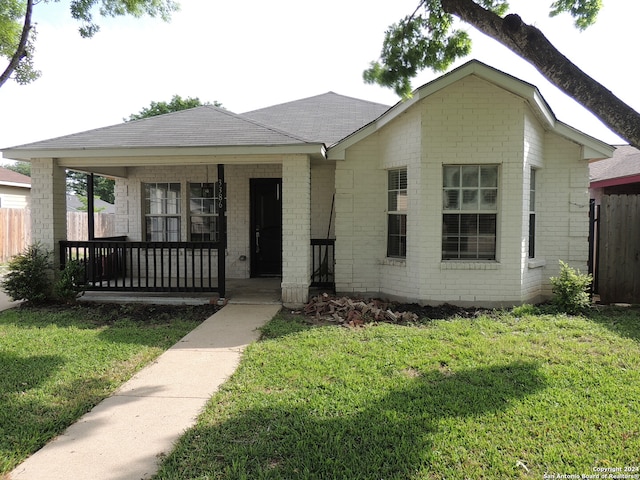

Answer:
[1,61,613,307]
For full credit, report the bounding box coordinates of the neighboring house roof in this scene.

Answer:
[590,145,640,188]
[1,60,613,163]
[0,166,31,188]
[243,92,389,145]
[66,194,115,214]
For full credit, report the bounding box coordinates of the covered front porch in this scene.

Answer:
[37,153,334,308]
[1,101,356,307]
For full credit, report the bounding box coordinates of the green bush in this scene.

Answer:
[0,243,53,303]
[54,259,86,303]
[550,260,592,314]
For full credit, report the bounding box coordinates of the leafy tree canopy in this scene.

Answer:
[364,0,640,148]
[365,0,600,98]
[67,170,114,204]
[0,0,179,88]
[126,95,221,121]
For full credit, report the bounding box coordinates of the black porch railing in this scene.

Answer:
[311,239,335,290]
[60,238,224,294]
[61,237,335,294]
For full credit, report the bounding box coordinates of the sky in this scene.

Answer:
[0,0,638,154]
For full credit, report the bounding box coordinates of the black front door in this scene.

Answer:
[250,178,282,277]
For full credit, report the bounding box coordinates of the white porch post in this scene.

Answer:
[281,155,311,308]
[30,158,67,268]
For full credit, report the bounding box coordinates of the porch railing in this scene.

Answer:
[311,239,335,290]
[61,238,334,294]
[60,238,224,294]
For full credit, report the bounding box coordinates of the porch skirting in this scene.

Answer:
[281,281,310,308]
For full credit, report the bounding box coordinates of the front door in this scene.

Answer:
[250,178,282,277]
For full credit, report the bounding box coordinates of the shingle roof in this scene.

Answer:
[243,92,390,145]
[0,166,31,185]
[590,145,640,183]
[67,194,114,213]
[5,105,311,151]
[3,93,390,155]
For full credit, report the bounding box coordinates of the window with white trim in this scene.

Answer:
[442,165,498,260]
[387,168,407,258]
[144,183,181,241]
[529,168,536,258]
[189,182,220,242]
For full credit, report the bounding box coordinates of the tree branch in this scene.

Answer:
[0,0,34,88]
[441,0,640,147]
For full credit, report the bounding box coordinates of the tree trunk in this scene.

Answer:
[0,0,34,89]
[441,0,640,148]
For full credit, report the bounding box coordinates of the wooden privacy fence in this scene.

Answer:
[0,208,31,264]
[0,208,115,263]
[597,194,640,304]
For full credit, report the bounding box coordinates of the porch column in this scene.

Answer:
[281,155,311,308]
[29,158,67,268]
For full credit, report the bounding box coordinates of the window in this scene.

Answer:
[189,182,220,242]
[442,165,498,260]
[144,183,181,241]
[387,168,407,258]
[529,168,536,258]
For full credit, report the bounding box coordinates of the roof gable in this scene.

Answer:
[328,60,614,160]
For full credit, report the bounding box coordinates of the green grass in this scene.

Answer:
[0,303,211,475]
[154,307,640,479]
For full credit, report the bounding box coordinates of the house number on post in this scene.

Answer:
[217,178,225,216]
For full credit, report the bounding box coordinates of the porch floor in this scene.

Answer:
[79,277,282,306]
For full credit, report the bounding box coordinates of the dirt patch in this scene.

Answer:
[388,302,490,320]
[16,301,222,325]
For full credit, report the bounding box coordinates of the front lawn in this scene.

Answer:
[0,303,216,475]
[155,306,640,479]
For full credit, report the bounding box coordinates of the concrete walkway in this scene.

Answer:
[9,303,282,480]
[0,287,20,312]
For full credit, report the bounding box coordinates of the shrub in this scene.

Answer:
[54,259,86,303]
[1,243,53,303]
[550,260,592,314]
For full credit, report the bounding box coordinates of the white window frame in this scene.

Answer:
[442,165,498,260]
[387,168,408,259]
[143,182,181,242]
[188,182,221,242]
[529,168,536,258]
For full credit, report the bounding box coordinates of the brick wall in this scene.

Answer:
[29,158,66,267]
[334,133,385,294]
[422,77,526,305]
[537,133,590,298]
[281,156,312,305]
[311,162,335,239]
[335,75,589,306]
